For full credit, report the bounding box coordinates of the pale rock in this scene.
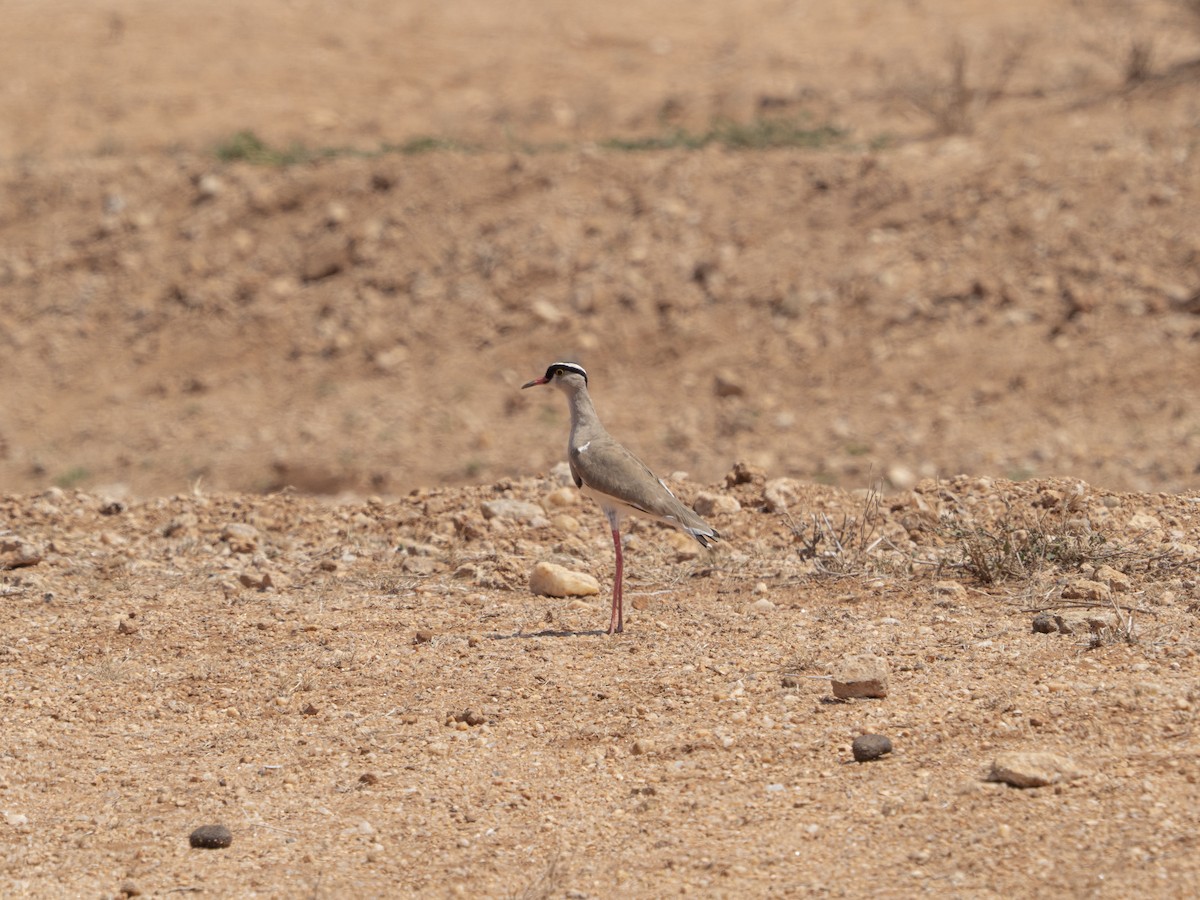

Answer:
[931,580,966,598]
[1127,512,1161,533]
[1094,565,1132,593]
[221,523,259,553]
[887,465,917,491]
[749,598,776,613]
[481,499,544,522]
[550,514,581,534]
[549,461,575,487]
[529,562,600,597]
[693,492,741,517]
[990,751,1084,788]
[543,486,579,508]
[831,653,889,699]
[0,540,43,568]
[1062,579,1109,602]
[764,478,804,513]
[664,530,702,560]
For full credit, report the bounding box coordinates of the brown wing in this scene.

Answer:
[571,435,715,537]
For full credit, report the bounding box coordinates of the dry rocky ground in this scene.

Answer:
[2,0,1200,897]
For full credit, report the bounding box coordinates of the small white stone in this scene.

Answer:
[529,562,600,597]
[750,598,776,613]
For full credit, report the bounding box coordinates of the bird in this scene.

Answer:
[522,361,719,634]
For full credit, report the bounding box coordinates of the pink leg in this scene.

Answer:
[608,525,624,634]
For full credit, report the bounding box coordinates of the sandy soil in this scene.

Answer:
[2,0,1200,897]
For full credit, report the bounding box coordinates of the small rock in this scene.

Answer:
[195,174,223,200]
[749,598,776,613]
[550,514,581,534]
[1062,580,1109,602]
[664,530,702,560]
[713,369,745,398]
[188,824,233,849]
[989,751,1084,788]
[301,234,349,282]
[543,486,579,508]
[1032,613,1057,634]
[931,580,966,599]
[117,618,139,635]
[631,738,655,756]
[851,734,893,762]
[886,465,917,491]
[481,499,544,522]
[1094,565,1132,593]
[725,461,766,488]
[449,709,486,727]
[359,772,379,786]
[118,880,141,898]
[4,811,28,827]
[693,492,741,517]
[99,499,127,516]
[529,562,600,598]
[414,629,435,644]
[0,540,43,569]
[831,653,889,699]
[763,478,803,513]
[221,523,259,553]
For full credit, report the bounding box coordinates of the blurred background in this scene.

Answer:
[1,0,1197,498]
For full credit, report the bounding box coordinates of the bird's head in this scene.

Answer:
[522,361,589,393]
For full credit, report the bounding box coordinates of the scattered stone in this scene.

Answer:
[0,540,43,569]
[713,369,745,397]
[221,523,259,554]
[693,492,741,517]
[414,629,435,644]
[886,465,917,491]
[481,499,544,522]
[301,234,349,282]
[763,478,803,513]
[529,561,600,597]
[664,530,702,560]
[99,499,126,516]
[188,824,233,849]
[447,709,486,727]
[118,880,141,897]
[163,512,199,537]
[1094,565,1132,593]
[725,461,766,488]
[631,738,655,755]
[301,703,319,716]
[831,653,889,699]
[749,598,776,614]
[543,486,579,508]
[931,580,966,599]
[851,734,893,762]
[117,617,139,635]
[1032,613,1057,634]
[1062,580,1110,602]
[989,751,1084,789]
[359,772,379,786]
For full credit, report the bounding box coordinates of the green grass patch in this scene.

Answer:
[214,117,844,166]
[601,118,844,153]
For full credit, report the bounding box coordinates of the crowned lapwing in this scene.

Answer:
[522,362,719,634]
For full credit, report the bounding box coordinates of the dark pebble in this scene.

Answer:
[1031,614,1056,634]
[851,734,893,762]
[189,824,233,849]
[414,629,434,644]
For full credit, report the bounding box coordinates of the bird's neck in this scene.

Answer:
[566,387,603,442]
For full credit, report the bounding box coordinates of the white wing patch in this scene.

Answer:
[658,478,677,498]
[578,441,591,454]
